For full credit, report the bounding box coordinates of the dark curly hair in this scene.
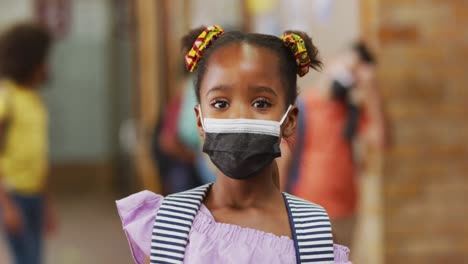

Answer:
[182,26,322,105]
[352,41,376,65]
[0,22,52,84]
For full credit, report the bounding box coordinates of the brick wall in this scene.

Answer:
[363,0,468,263]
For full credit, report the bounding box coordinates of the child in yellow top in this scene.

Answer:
[0,22,55,264]
[0,79,49,194]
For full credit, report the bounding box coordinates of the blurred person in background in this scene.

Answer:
[154,65,200,194]
[283,42,389,248]
[176,64,217,184]
[0,22,56,264]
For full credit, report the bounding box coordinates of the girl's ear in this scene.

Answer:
[194,106,205,139]
[281,105,299,138]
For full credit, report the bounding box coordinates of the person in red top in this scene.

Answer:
[285,42,389,249]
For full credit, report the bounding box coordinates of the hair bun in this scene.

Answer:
[281,30,321,77]
[184,25,224,72]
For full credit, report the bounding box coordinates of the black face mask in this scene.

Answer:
[200,106,292,180]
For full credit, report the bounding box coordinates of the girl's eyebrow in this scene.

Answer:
[249,85,277,96]
[206,85,231,96]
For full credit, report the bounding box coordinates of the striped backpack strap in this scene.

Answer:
[283,193,335,264]
[150,184,212,264]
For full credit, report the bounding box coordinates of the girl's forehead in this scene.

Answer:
[206,43,280,76]
[199,43,285,99]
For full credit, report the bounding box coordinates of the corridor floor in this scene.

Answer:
[0,192,134,264]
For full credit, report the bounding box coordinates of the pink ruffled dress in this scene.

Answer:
[116,191,351,264]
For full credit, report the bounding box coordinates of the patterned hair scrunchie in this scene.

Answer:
[281,32,311,77]
[185,25,224,72]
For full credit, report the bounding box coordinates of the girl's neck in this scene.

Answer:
[208,165,281,209]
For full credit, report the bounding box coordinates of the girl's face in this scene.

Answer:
[196,43,297,138]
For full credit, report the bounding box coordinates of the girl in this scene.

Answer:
[117,25,351,264]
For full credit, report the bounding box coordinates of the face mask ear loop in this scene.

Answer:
[198,105,206,131]
[280,105,293,125]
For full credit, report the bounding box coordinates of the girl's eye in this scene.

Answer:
[252,99,272,109]
[211,100,229,109]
